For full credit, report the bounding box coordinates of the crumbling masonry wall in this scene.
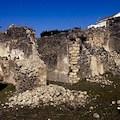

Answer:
[1,17,120,88]
[0,25,46,92]
[38,33,69,83]
[38,17,120,83]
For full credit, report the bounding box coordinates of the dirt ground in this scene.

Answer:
[0,74,120,120]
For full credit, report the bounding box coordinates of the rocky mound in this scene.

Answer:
[8,84,89,108]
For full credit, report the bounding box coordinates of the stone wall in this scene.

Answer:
[106,17,120,52]
[38,17,120,83]
[38,33,69,83]
[1,17,120,88]
[68,38,80,83]
[0,25,46,92]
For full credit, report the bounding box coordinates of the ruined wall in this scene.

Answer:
[37,29,88,83]
[85,27,109,47]
[0,17,119,87]
[106,17,120,52]
[0,25,46,92]
[38,17,120,83]
[38,33,69,82]
[86,17,120,52]
[78,17,120,79]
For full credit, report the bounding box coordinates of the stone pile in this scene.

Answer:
[8,84,89,108]
[86,77,113,85]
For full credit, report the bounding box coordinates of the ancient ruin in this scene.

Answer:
[0,17,120,92]
[38,17,120,83]
[0,25,46,92]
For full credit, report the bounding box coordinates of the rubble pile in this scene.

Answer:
[8,84,89,108]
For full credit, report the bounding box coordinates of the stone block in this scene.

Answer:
[69,72,77,76]
[72,46,80,51]
[69,50,79,54]
[76,38,80,42]
[69,57,80,61]
[70,61,78,65]
[72,69,79,73]
[68,46,73,50]
[69,53,79,57]
[70,65,80,70]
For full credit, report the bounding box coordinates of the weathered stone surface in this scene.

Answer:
[38,34,69,83]
[0,16,120,89]
[37,17,120,84]
[93,113,100,119]
[112,101,116,105]
[0,25,46,92]
[117,100,120,105]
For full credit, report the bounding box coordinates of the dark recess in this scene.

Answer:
[0,83,7,91]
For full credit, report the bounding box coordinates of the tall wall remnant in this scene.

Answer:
[38,33,69,83]
[38,17,120,83]
[0,25,46,92]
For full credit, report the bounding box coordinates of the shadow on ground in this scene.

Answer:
[0,84,7,91]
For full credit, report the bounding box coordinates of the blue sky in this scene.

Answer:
[0,0,120,37]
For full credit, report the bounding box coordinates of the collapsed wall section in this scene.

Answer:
[0,25,46,92]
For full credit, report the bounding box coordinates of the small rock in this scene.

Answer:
[5,103,9,105]
[117,100,120,105]
[1,104,4,106]
[93,113,100,119]
[9,104,13,108]
[112,101,116,105]
[89,106,94,110]
[3,106,6,108]
[117,106,120,110]
[83,91,87,95]
[69,95,74,101]
[21,106,24,108]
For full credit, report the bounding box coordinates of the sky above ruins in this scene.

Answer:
[0,0,120,37]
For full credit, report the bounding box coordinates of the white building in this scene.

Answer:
[88,12,120,29]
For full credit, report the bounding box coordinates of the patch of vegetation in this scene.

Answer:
[73,27,81,29]
[0,83,15,104]
[40,29,68,37]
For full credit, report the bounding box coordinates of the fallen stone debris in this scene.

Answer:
[8,84,89,108]
[93,113,100,119]
[86,77,113,85]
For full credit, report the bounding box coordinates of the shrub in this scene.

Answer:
[40,29,68,37]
